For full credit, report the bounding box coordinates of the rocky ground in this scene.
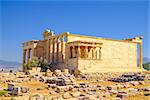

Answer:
[0,70,150,100]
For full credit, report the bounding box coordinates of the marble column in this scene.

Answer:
[94,48,97,59]
[46,39,50,62]
[99,47,101,59]
[139,43,143,68]
[43,40,47,59]
[72,46,75,58]
[32,48,35,58]
[92,48,96,59]
[91,48,93,59]
[56,37,59,62]
[52,38,55,62]
[85,46,88,58]
[23,50,27,64]
[77,46,81,58]
[61,36,64,62]
[27,48,31,61]
[23,49,27,72]
[27,49,31,62]
[49,39,52,63]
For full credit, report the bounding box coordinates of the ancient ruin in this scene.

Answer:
[22,29,144,73]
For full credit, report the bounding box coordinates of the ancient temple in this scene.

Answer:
[22,29,144,73]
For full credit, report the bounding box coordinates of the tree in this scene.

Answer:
[24,57,48,71]
[37,57,47,67]
[143,62,150,70]
[37,57,48,71]
[24,57,38,70]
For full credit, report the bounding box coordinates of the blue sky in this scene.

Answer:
[0,0,149,63]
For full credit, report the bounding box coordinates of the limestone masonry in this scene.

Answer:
[22,29,144,73]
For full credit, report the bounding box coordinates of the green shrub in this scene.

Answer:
[24,57,48,71]
[0,90,8,96]
[143,62,150,70]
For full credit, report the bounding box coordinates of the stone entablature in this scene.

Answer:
[22,29,144,73]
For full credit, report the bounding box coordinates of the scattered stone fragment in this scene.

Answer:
[4,93,11,97]
[12,86,21,96]
[55,86,71,93]
[37,87,43,90]
[144,93,150,96]
[30,94,44,100]
[11,96,29,100]
[109,90,118,94]
[102,92,111,97]
[139,81,145,85]
[109,73,145,82]
[44,95,53,100]
[110,97,121,100]
[123,83,130,88]
[54,69,62,76]
[107,86,113,90]
[130,81,139,86]
[87,95,98,100]
[142,87,150,91]
[62,92,72,99]
[117,93,128,98]
[70,87,77,92]
[63,69,69,75]
[79,83,89,88]
[8,83,19,91]
[70,92,81,97]
[128,88,138,92]
[21,86,29,93]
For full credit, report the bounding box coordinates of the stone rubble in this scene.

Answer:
[0,71,149,100]
[21,86,29,93]
[109,73,145,82]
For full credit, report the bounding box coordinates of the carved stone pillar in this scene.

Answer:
[61,36,64,62]
[52,38,55,62]
[85,46,88,58]
[23,49,27,72]
[139,43,143,68]
[27,49,31,62]
[95,49,98,59]
[23,50,27,64]
[93,48,96,59]
[88,47,92,59]
[94,47,97,59]
[51,39,54,63]
[72,46,75,58]
[32,48,35,58]
[99,47,101,59]
[54,38,57,62]
[43,40,47,59]
[47,39,50,62]
[91,47,94,59]
[77,46,81,58]
[56,37,59,62]
[49,39,52,63]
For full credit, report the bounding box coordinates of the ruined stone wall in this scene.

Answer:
[35,46,44,58]
[67,34,138,73]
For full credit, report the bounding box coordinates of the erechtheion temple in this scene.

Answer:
[22,29,144,73]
